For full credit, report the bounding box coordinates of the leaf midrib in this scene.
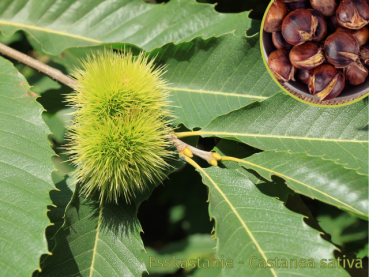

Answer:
[89,205,103,277]
[0,20,101,43]
[168,88,268,99]
[199,167,278,277]
[237,159,367,217]
[189,131,367,143]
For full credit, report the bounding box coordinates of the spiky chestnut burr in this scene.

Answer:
[66,50,173,203]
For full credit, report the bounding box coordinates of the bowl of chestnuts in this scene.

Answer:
[262,0,369,104]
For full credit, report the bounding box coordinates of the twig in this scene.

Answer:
[0,42,78,88]
[170,133,221,166]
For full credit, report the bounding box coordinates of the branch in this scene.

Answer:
[0,42,78,88]
[170,133,221,166]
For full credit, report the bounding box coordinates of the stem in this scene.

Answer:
[176,131,208,138]
[0,42,78,88]
[221,156,242,162]
[182,155,202,170]
[170,133,220,166]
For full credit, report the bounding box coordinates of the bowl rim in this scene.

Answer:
[260,0,369,108]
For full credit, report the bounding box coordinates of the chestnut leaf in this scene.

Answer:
[238,151,368,220]
[0,0,256,55]
[37,183,147,277]
[197,167,350,277]
[0,57,56,276]
[200,93,369,175]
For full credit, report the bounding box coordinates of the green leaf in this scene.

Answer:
[38,184,147,277]
[45,173,76,249]
[214,139,293,202]
[357,244,368,259]
[197,92,369,174]
[198,167,350,277]
[0,56,55,276]
[236,151,369,220]
[0,0,257,55]
[149,33,280,129]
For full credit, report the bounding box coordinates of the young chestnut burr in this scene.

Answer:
[283,0,311,11]
[289,42,325,70]
[298,69,314,84]
[282,9,318,45]
[336,26,369,46]
[344,60,368,85]
[310,0,337,17]
[309,9,328,42]
[360,44,369,65]
[268,49,296,83]
[264,0,288,33]
[324,32,360,68]
[308,64,345,100]
[336,0,369,30]
[272,31,293,50]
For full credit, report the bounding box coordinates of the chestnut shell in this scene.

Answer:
[282,9,317,45]
[264,0,288,33]
[336,26,369,45]
[309,9,328,42]
[336,0,369,30]
[309,64,345,100]
[344,60,368,85]
[272,31,293,50]
[268,49,296,83]
[360,44,369,65]
[324,32,360,68]
[298,69,314,84]
[290,42,325,70]
[310,0,338,17]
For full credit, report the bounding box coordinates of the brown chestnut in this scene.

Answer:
[360,44,369,65]
[272,31,293,50]
[344,60,368,85]
[283,0,311,11]
[308,64,345,100]
[336,0,369,30]
[290,42,325,69]
[309,9,328,42]
[268,49,296,83]
[336,26,369,45]
[298,69,314,84]
[282,9,318,45]
[324,32,360,68]
[264,0,288,33]
[310,0,338,17]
